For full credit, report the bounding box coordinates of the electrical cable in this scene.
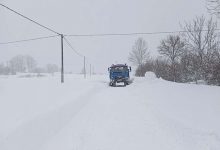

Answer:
[63,37,84,57]
[65,29,220,37]
[0,3,60,35]
[0,35,59,45]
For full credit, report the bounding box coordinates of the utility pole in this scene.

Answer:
[90,64,92,77]
[84,56,86,79]
[61,34,64,83]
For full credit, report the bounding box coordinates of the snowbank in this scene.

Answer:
[145,71,157,79]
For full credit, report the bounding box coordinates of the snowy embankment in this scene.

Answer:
[0,73,219,150]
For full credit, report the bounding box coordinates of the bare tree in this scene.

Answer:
[8,55,37,73]
[154,58,170,80]
[46,64,59,75]
[182,16,219,82]
[128,37,150,76]
[158,35,185,82]
[207,0,220,16]
[180,51,201,83]
[9,55,26,73]
[135,58,154,77]
[0,63,5,75]
[25,55,37,73]
[211,62,220,85]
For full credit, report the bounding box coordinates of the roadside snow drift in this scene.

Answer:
[145,71,157,79]
[0,73,220,150]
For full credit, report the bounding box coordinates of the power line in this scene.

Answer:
[63,38,99,64]
[0,3,60,35]
[2,28,219,45]
[0,35,59,45]
[63,37,84,57]
[65,29,220,37]
[63,37,88,79]
[65,32,181,37]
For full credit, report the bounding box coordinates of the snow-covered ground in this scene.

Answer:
[0,73,220,150]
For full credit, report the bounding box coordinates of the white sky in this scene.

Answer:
[0,0,212,73]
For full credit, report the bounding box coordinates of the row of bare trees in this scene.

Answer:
[129,16,220,86]
[0,55,59,75]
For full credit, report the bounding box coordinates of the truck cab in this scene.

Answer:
[108,64,131,86]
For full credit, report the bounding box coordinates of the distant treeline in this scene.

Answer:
[0,55,59,75]
[129,16,220,86]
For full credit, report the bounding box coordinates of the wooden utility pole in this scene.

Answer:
[90,64,92,77]
[84,56,86,79]
[61,34,64,83]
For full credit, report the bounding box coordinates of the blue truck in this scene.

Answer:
[108,64,131,86]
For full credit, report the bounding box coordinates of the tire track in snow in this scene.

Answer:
[0,83,106,150]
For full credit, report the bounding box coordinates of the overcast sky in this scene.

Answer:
[0,0,212,73]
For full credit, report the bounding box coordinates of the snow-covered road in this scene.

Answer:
[0,73,220,150]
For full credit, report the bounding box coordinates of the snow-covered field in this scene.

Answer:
[0,73,220,150]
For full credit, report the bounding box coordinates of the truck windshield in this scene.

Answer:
[110,66,128,72]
